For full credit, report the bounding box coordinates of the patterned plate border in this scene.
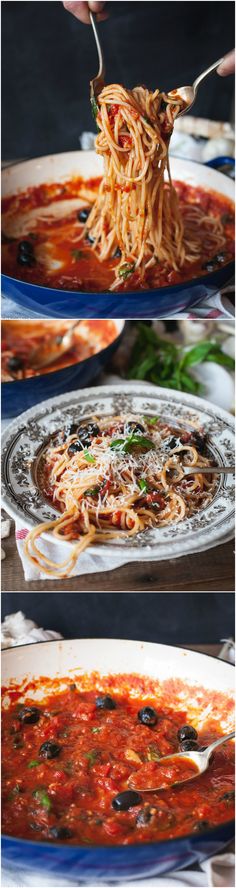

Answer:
[1,383,235,561]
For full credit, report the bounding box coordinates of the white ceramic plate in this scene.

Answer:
[1,382,235,561]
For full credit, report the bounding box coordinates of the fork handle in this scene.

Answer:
[193,57,224,93]
[184,466,235,475]
[90,11,105,81]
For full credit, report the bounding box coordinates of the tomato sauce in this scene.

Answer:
[2,178,234,292]
[2,672,234,846]
[1,319,117,380]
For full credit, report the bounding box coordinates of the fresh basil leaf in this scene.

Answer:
[91,96,98,121]
[138,478,148,492]
[28,760,40,769]
[144,416,159,425]
[32,789,51,810]
[83,450,95,463]
[118,262,135,279]
[204,351,235,370]
[110,438,126,451]
[84,749,100,767]
[180,341,215,369]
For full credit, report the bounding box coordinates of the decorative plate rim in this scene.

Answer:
[1,382,235,561]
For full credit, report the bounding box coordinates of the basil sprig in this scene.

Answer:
[110,434,154,453]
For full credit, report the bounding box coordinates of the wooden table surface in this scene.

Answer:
[1,517,234,591]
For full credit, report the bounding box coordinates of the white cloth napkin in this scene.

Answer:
[14,519,234,581]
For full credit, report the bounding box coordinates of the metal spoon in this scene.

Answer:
[89,11,105,108]
[29,321,81,371]
[128,731,235,792]
[167,57,224,117]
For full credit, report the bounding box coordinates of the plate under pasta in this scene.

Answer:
[1,383,235,574]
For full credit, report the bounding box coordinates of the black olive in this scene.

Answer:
[77,207,91,223]
[18,707,40,725]
[214,252,226,264]
[13,735,24,749]
[17,253,36,267]
[86,232,95,244]
[39,741,61,759]
[220,790,235,802]
[180,740,199,752]
[113,247,122,258]
[177,725,198,742]
[95,695,116,710]
[221,213,234,225]
[78,422,100,439]
[67,440,84,455]
[112,791,142,811]
[18,239,34,254]
[48,826,73,839]
[193,820,210,832]
[7,355,24,372]
[167,436,179,449]
[190,432,207,455]
[202,262,215,273]
[125,422,145,435]
[136,806,152,825]
[65,424,78,437]
[138,707,158,727]
[29,821,43,832]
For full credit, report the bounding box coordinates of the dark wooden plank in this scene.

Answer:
[1,518,234,592]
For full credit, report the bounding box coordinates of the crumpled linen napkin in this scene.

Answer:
[1,609,62,648]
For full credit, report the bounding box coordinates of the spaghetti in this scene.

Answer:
[24,414,216,577]
[85,84,226,289]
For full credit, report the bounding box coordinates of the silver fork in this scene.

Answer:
[167,57,224,116]
[89,11,105,115]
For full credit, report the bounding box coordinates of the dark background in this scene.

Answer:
[1,593,234,644]
[2,1,235,160]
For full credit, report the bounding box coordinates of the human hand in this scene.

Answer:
[217,50,235,76]
[63,1,108,25]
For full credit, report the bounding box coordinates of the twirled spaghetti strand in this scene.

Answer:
[85,84,225,289]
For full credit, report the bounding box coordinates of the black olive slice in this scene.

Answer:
[77,208,90,223]
[125,422,145,435]
[7,355,24,372]
[18,707,40,725]
[177,725,198,742]
[48,826,73,839]
[95,695,116,710]
[138,706,158,727]
[112,790,142,811]
[193,820,210,832]
[17,253,36,267]
[220,790,235,802]
[67,440,84,455]
[179,739,199,752]
[18,240,34,254]
[136,806,152,825]
[202,262,215,273]
[39,741,61,759]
